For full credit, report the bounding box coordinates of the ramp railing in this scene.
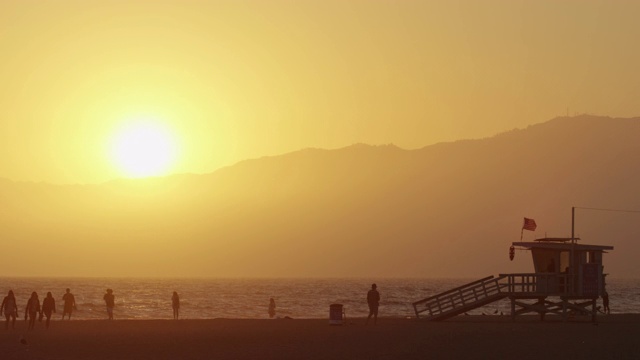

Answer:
[412,275,507,320]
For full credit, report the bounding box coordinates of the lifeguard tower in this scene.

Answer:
[412,236,613,322]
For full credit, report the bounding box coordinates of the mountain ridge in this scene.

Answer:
[1,115,639,278]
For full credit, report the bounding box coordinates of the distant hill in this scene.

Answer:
[1,115,639,278]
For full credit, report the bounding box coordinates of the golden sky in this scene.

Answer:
[1,0,639,183]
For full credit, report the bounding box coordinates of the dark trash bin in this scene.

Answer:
[329,304,344,325]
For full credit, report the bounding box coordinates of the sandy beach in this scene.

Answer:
[1,315,639,360]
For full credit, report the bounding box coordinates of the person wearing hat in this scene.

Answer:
[366,283,380,325]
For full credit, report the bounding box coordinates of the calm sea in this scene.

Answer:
[0,278,637,320]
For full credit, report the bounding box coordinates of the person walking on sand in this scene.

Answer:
[25,292,41,331]
[1,290,18,330]
[172,291,180,320]
[42,292,56,329]
[366,283,380,325]
[268,298,276,318]
[61,288,76,320]
[104,289,115,320]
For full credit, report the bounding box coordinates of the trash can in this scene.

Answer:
[329,304,343,325]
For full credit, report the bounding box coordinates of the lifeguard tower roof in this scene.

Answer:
[513,237,613,251]
[536,237,579,242]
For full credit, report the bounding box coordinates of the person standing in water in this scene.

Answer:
[172,291,180,320]
[1,290,18,330]
[104,289,115,320]
[41,292,56,329]
[24,292,41,331]
[366,283,380,325]
[268,298,276,318]
[61,288,76,320]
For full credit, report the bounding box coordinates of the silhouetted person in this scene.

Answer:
[268,298,276,318]
[366,283,380,325]
[42,292,56,329]
[25,292,41,331]
[62,288,76,320]
[104,289,115,320]
[602,291,610,314]
[172,291,180,320]
[1,290,18,330]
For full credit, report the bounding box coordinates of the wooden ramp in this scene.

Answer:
[412,275,508,321]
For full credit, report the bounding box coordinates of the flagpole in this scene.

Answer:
[570,207,575,287]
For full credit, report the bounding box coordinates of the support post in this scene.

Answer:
[571,206,576,296]
[510,297,516,321]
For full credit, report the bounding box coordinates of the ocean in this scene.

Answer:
[1,277,638,320]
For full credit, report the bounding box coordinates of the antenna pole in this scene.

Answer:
[571,206,575,243]
[570,207,576,281]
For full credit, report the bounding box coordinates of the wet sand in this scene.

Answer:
[1,315,639,359]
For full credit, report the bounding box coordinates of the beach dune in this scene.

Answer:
[1,315,639,359]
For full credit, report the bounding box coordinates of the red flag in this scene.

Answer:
[522,217,537,231]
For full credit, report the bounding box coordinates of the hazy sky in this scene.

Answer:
[1,0,639,184]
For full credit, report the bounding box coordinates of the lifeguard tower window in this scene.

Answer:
[532,249,557,273]
[588,251,597,263]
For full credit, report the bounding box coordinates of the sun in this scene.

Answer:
[109,120,178,178]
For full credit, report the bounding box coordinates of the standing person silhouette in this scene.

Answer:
[366,283,380,325]
[42,292,56,329]
[25,292,41,331]
[61,288,76,320]
[268,298,276,318]
[1,290,18,330]
[172,291,180,320]
[104,289,115,320]
[602,291,610,314]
